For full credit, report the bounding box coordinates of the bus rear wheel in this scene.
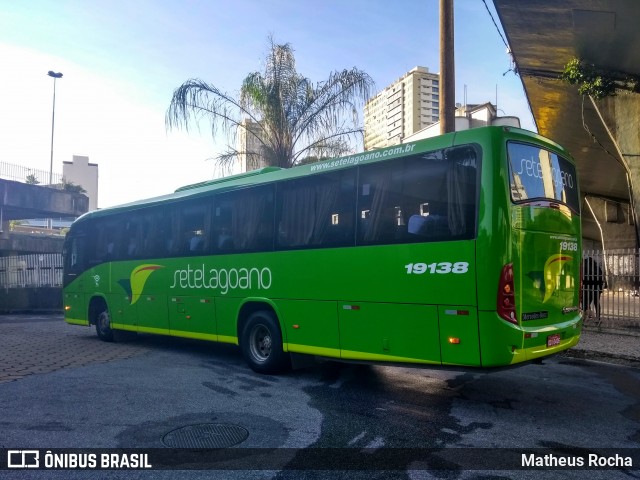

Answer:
[241,311,289,374]
[95,308,114,342]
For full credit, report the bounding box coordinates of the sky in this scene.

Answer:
[0,0,533,209]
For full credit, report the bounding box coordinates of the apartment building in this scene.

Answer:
[364,66,440,150]
[237,118,268,172]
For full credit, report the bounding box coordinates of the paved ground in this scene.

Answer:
[0,314,637,385]
[565,325,640,368]
[0,315,152,384]
[0,314,638,479]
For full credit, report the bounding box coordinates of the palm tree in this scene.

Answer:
[166,36,374,170]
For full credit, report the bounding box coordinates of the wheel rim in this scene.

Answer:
[97,311,110,334]
[249,324,272,363]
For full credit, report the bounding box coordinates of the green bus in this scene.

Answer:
[63,126,582,374]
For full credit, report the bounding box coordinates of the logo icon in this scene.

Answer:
[117,264,163,305]
[528,254,573,303]
[7,450,39,468]
[542,254,572,303]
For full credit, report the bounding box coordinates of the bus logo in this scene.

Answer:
[543,254,572,303]
[527,254,573,303]
[117,264,163,305]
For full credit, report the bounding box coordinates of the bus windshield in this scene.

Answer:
[508,141,580,213]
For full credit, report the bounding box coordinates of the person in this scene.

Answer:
[582,256,606,321]
[189,231,203,252]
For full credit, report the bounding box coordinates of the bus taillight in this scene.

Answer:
[497,263,517,324]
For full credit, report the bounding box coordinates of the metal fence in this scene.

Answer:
[0,254,63,288]
[0,161,63,186]
[582,249,640,329]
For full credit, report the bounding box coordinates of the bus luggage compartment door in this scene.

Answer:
[339,302,441,365]
[169,296,217,340]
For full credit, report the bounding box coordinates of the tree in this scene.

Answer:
[25,174,40,185]
[561,58,640,99]
[61,178,86,194]
[9,220,23,231]
[166,36,374,170]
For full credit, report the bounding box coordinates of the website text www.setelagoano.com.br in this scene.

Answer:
[309,144,417,172]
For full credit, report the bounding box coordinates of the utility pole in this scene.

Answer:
[439,0,455,134]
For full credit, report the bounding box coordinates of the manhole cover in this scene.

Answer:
[162,423,249,448]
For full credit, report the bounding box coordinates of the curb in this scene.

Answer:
[563,348,640,368]
[582,324,640,337]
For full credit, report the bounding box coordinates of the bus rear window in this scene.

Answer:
[508,142,580,214]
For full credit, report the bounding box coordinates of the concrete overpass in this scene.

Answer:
[493,0,640,250]
[0,179,89,255]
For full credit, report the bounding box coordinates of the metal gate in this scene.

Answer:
[0,254,63,288]
[582,249,640,329]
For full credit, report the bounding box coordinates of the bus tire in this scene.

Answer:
[95,307,114,342]
[240,311,289,374]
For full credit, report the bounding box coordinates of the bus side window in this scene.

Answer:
[444,146,478,239]
[276,171,355,250]
[356,146,478,245]
[213,200,234,252]
[140,208,169,258]
[357,163,397,244]
[124,219,140,258]
[177,201,210,256]
[402,155,450,240]
[65,235,85,272]
[93,218,123,262]
[214,185,274,253]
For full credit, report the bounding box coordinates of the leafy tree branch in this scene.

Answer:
[561,58,640,99]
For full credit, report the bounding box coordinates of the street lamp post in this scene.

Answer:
[47,70,63,186]
[47,71,62,231]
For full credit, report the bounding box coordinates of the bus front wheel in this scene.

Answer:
[95,308,114,342]
[240,311,289,374]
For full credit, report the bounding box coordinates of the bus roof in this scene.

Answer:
[175,167,283,192]
[73,126,568,224]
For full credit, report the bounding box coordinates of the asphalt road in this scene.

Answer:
[0,314,638,479]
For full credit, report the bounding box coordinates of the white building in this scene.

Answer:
[62,155,98,210]
[364,66,440,150]
[402,102,520,143]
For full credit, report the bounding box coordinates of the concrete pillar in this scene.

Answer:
[0,218,9,239]
[594,94,640,248]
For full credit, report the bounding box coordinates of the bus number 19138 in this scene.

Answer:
[405,262,469,274]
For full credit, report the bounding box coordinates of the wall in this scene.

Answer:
[0,234,64,256]
[583,196,636,250]
[0,287,62,312]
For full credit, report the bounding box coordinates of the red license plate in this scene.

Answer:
[547,334,561,348]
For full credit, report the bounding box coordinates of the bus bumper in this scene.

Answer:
[478,311,582,367]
